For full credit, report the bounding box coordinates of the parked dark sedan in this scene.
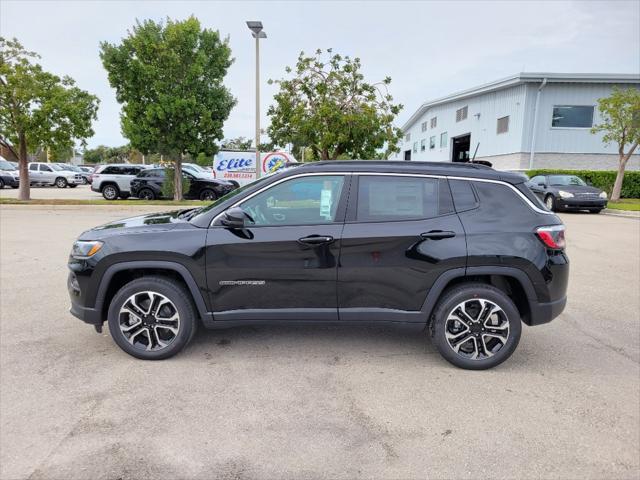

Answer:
[528,174,608,213]
[130,168,236,200]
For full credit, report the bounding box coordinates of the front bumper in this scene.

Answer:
[68,270,102,325]
[1,175,19,187]
[556,198,607,210]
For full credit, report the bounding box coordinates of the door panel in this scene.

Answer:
[338,175,467,320]
[205,174,350,321]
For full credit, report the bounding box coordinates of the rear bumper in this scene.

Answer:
[528,296,567,326]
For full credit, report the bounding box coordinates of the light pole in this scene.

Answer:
[246,21,267,178]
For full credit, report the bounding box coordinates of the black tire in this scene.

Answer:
[0,178,4,189]
[544,194,556,212]
[119,193,131,200]
[55,177,68,188]
[228,180,240,189]
[69,184,78,188]
[11,185,18,189]
[589,209,602,214]
[107,276,197,360]
[101,183,119,200]
[138,188,155,200]
[429,283,522,370]
[82,177,89,185]
[199,188,217,201]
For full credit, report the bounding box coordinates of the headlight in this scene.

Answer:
[599,191,607,199]
[71,240,103,258]
[558,190,574,199]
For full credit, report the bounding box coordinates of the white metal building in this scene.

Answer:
[396,73,640,170]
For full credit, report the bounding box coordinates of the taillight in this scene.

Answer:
[536,225,566,249]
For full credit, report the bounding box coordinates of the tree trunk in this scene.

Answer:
[173,154,183,201]
[611,155,629,202]
[18,132,30,201]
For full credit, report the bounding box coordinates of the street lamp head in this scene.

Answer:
[246,21,263,34]
[252,31,267,39]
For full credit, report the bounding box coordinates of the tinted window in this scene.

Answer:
[551,106,594,128]
[241,175,345,226]
[548,175,586,186]
[122,166,142,175]
[40,165,52,172]
[449,179,478,212]
[356,176,453,222]
[101,166,120,174]
[0,160,15,170]
[29,164,38,171]
[529,175,546,185]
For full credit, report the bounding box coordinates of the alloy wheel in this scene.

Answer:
[444,298,510,360]
[118,291,181,352]
[103,185,117,200]
[545,196,554,210]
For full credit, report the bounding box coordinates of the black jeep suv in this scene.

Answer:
[68,161,568,369]
[130,168,236,201]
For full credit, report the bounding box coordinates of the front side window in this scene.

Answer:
[440,132,448,148]
[29,164,38,171]
[529,175,546,186]
[551,105,594,128]
[356,176,454,222]
[40,164,52,172]
[240,175,345,226]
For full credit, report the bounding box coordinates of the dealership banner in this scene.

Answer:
[212,151,296,186]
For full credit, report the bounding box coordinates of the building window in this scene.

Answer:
[405,133,411,142]
[551,105,594,128]
[440,132,448,148]
[420,139,426,151]
[430,136,436,149]
[413,142,418,153]
[421,122,428,132]
[430,117,437,129]
[456,106,468,122]
[497,116,509,134]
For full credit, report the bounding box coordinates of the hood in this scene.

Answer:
[549,184,603,195]
[79,208,199,240]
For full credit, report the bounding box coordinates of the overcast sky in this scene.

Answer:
[1,0,638,149]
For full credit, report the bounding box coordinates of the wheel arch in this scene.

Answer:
[94,261,211,325]
[422,267,537,326]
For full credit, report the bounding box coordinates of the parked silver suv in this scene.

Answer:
[90,164,148,200]
[28,162,84,188]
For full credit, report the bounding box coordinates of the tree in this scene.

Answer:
[0,37,99,200]
[592,87,640,201]
[221,136,253,150]
[100,17,236,199]
[266,49,403,160]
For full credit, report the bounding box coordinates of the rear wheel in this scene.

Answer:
[138,188,155,200]
[101,184,119,200]
[430,283,522,370]
[544,194,556,212]
[199,188,217,201]
[55,177,68,188]
[107,276,197,360]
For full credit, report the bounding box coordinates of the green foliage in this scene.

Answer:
[194,152,212,167]
[526,169,640,198]
[82,144,138,163]
[0,37,99,199]
[592,86,640,153]
[266,48,403,160]
[99,17,235,165]
[221,136,253,150]
[161,169,191,198]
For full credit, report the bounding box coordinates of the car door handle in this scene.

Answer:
[298,235,334,246]
[420,230,456,240]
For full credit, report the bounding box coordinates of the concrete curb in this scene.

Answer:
[602,209,640,218]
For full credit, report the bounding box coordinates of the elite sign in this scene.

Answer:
[213,151,296,186]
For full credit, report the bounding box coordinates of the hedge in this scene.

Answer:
[525,169,640,199]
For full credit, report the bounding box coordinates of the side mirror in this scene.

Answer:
[537,182,546,188]
[220,207,247,229]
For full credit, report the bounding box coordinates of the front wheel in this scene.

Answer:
[137,188,155,200]
[429,283,522,370]
[107,276,197,360]
[199,188,217,201]
[544,195,556,212]
[55,177,68,188]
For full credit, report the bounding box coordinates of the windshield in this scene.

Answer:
[50,164,65,171]
[549,175,587,186]
[0,160,15,171]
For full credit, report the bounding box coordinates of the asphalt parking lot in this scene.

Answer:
[0,184,99,200]
[0,205,638,479]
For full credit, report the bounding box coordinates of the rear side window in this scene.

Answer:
[101,166,120,175]
[356,176,454,222]
[449,179,479,212]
